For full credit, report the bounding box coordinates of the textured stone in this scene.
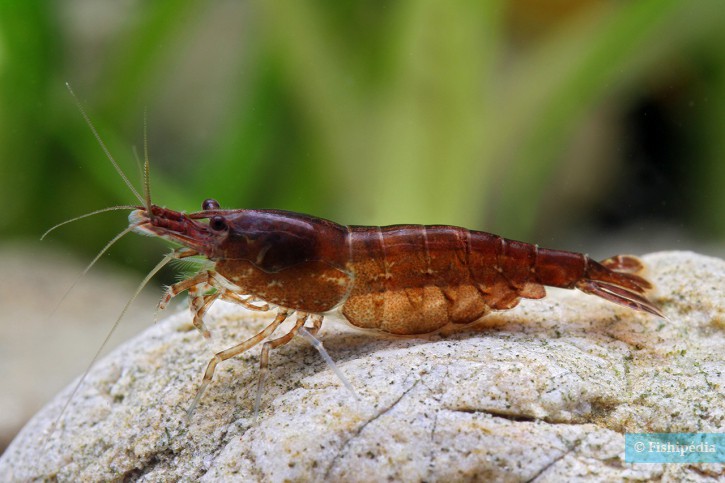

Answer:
[0,243,156,453]
[0,251,723,481]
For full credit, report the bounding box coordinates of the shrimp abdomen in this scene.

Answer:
[340,226,663,335]
[341,226,542,334]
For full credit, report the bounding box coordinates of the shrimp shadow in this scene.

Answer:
[277,311,539,374]
[291,303,651,372]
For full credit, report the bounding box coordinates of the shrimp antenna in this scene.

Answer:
[65,82,145,206]
[41,205,137,240]
[43,251,175,449]
[45,224,136,321]
[143,108,153,212]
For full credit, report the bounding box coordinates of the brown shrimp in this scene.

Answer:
[55,84,662,417]
[130,201,665,413]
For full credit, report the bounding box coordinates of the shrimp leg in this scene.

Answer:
[159,270,220,309]
[294,314,360,401]
[187,309,292,417]
[187,288,220,338]
[217,291,270,312]
[160,270,270,337]
[305,314,323,336]
[254,313,309,418]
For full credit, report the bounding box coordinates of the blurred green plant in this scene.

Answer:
[0,0,724,275]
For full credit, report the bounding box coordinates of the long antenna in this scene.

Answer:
[43,251,175,449]
[44,86,162,448]
[45,225,137,320]
[41,205,136,240]
[143,108,153,212]
[65,82,144,205]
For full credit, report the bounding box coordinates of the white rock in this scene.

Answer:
[0,251,723,481]
[0,243,156,453]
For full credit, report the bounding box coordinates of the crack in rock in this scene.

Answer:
[323,380,420,479]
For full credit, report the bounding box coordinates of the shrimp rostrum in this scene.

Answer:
[131,200,664,412]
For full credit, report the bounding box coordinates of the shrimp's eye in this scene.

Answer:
[202,198,220,210]
[209,215,227,232]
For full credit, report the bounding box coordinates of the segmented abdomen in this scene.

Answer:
[341,225,580,334]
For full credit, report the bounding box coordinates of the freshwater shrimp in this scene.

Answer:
[132,202,665,414]
[53,84,664,420]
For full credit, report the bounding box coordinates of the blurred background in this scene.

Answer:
[1,0,724,453]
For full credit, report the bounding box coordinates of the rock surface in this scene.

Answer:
[0,251,723,481]
[0,243,156,454]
